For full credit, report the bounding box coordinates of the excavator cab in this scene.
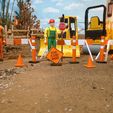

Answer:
[85,5,106,40]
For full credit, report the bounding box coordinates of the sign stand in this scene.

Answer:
[59,15,66,63]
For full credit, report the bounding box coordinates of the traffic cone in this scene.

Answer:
[70,36,79,64]
[85,56,95,68]
[29,36,39,63]
[15,54,25,67]
[96,36,107,63]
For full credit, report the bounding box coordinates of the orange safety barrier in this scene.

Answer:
[6,38,29,45]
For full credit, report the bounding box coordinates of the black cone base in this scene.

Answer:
[69,61,79,64]
[96,61,107,64]
[50,63,62,66]
[29,61,40,63]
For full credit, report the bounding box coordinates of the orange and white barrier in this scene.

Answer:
[6,38,29,45]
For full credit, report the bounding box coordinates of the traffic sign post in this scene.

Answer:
[59,22,66,62]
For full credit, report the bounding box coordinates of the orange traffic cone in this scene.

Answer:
[70,36,79,64]
[15,54,25,67]
[96,36,107,63]
[29,36,39,63]
[85,56,95,68]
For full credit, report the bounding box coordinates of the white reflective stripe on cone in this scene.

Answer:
[101,39,104,43]
[31,46,36,50]
[73,40,76,43]
[32,40,35,43]
[72,46,76,49]
[100,46,104,49]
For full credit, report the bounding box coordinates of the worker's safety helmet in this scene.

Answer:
[49,19,55,24]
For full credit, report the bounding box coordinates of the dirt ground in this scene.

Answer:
[0,56,113,113]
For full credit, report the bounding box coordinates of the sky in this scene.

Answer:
[31,0,106,30]
[9,0,106,31]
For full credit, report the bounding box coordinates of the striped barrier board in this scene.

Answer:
[6,38,29,45]
[6,38,105,46]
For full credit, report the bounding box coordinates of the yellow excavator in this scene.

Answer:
[38,15,80,57]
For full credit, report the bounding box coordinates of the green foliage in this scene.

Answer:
[0,0,38,29]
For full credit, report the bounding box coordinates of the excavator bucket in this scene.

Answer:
[38,39,80,57]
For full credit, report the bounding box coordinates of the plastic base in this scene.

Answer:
[109,50,113,54]
[15,64,25,67]
[84,65,96,68]
[96,61,107,64]
[29,61,40,63]
[69,61,79,64]
[50,63,62,66]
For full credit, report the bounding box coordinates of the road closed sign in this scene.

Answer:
[46,47,63,64]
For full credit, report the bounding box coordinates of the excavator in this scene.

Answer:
[38,15,80,57]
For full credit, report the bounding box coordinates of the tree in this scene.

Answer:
[0,0,11,27]
[14,0,38,29]
[10,0,16,22]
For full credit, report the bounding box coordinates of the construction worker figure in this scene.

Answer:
[0,22,4,61]
[44,19,60,51]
